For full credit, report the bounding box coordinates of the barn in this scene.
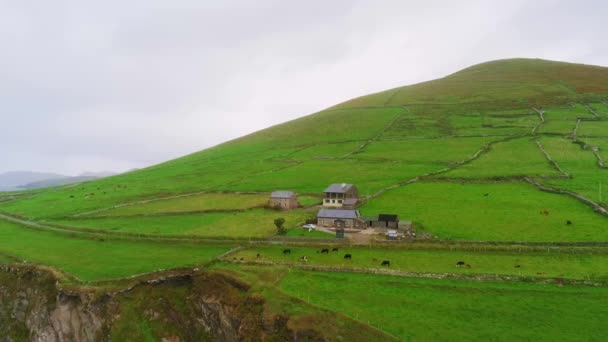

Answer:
[269,191,298,209]
[316,208,366,229]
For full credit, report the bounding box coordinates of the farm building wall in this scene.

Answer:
[269,197,298,209]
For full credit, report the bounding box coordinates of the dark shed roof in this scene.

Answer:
[324,183,354,193]
[317,209,360,219]
[270,191,296,199]
[378,214,399,222]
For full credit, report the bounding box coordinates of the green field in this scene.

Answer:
[0,220,232,281]
[232,245,608,280]
[280,269,608,341]
[51,208,313,238]
[92,192,269,217]
[438,138,559,179]
[541,137,608,203]
[579,120,608,137]
[360,181,608,241]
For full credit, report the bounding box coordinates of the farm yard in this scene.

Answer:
[1,59,608,339]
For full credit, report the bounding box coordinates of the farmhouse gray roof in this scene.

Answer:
[324,183,354,193]
[270,191,295,199]
[317,209,360,219]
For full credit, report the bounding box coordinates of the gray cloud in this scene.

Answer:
[1,0,607,175]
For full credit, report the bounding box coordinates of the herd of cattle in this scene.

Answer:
[240,249,481,270]
[279,248,393,267]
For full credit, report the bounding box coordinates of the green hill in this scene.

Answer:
[2,57,608,261]
[2,58,608,340]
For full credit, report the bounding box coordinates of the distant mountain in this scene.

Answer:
[18,176,98,190]
[0,171,117,192]
[0,171,66,191]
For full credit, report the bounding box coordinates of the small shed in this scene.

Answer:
[378,214,399,229]
[269,191,298,210]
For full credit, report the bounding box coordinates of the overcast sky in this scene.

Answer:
[1,0,607,175]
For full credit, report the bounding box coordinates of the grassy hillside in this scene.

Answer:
[1,59,607,240]
[2,58,608,340]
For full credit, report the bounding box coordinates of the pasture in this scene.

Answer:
[51,208,313,238]
[91,192,269,217]
[437,138,559,179]
[0,220,233,281]
[280,269,608,341]
[230,245,608,280]
[360,181,608,241]
[541,137,608,203]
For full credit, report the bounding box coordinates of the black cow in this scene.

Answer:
[514,265,521,268]
[344,254,352,260]
[256,253,260,258]
[283,249,291,255]
[381,260,390,267]
[321,248,329,254]
[456,261,465,268]
[332,247,339,252]
[566,220,573,225]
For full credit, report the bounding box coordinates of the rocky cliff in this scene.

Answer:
[0,265,323,341]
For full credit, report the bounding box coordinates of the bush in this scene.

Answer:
[274,217,287,235]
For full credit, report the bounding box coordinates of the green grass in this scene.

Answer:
[582,137,608,162]
[336,59,608,109]
[91,192,269,217]
[279,269,608,341]
[358,137,493,163]
[539,120,577,134]
[233,245,608,280]
[438,138,559,179]
[50,208,313,238]
[288,141,364,159]
[579,120,608,137]
[0,220,232,281]
[284,228,334,238]
[226,159,441,196]
[360,181,608,241]
[541,137,608,203]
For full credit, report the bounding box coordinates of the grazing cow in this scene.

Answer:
[256,253,260,258]
[283,249,291,255]
[483,193,489,197]
[542,210,550,216]
[465,264,471,269]
[321,248,329,254]
[332,247,339,252]
[566,220,572,225]
[381,260,391,267]
[456,261,465,268]
[344,254,352,260]
[240,257,244,261]
[514,265,521,268]
[299,256,309,262]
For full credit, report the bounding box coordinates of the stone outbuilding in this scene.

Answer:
[316,208,366,229]
[269,191,298,209]
[323,183,359,209]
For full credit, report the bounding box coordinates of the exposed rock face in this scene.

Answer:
[0,265,321,341]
